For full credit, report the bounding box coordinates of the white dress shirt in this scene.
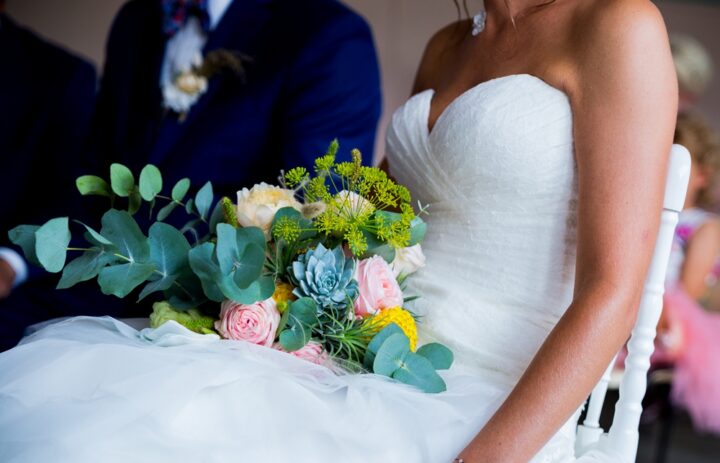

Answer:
[160,0,233,112]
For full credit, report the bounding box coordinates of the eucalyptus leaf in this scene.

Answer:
[100,209,149,263]
[138,275,177,302]
[363,323,403,368]
[185,198,195,215]
[8,225,40,266]
[139,164,163,201]
[74,221,113,246]
[188,242,224,302]
[128,190,142,215]
[98,262,156,298]
[279,298,319,352]
[195,181,213,220]
[373,332,410,377]
[143,222,190,301]
[408,216,427,246]
[216,223,240,275]
[57,250,112,289]
[110,163,135,197]
[216,274,274,305]
[35,217,71,273]
[416,343,454,370]
[157,202,178,222]
[148,222,190,276]
[209,200,224,234]
[232,243,265,289]
[76,175,111,197]
[172,178,191,202]
[236,226,266,250]
[392,352,447,393]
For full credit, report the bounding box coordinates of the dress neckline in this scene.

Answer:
[424,73,567,137]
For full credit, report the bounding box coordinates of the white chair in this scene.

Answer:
[575,145,691,462]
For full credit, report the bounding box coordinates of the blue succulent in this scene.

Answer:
[291,244,359,311]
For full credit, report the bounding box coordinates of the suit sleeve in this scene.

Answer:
[278,11,382,168]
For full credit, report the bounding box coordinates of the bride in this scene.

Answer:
[0,0,676,462]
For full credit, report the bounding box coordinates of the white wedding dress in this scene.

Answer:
[0,74,580,463]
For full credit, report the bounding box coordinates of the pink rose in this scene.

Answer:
[354,256,404,317]
[215,298,280,347]
[274,341,329,366]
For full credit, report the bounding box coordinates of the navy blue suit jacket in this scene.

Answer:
[0,15,97,351]
[92,0,382,200]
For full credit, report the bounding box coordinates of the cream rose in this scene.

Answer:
[391,244,426,278]
[236,183,302,236]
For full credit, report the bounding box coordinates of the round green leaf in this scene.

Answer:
[98,263,156,298]
[35,217,71,273]
[139,164,163,201]
[172,178,191,202]
[157,202,178,222]
[392,352,447,393]
[8,225,41,266]
[373,332,410,377]
[416,343,454,370]
[195,181,214,220]
[364,323,403,368]
[110,163,135,197]
[128,190,142,215]
[76,175,111,197]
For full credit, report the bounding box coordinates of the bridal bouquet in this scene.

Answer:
[9,141,452,392]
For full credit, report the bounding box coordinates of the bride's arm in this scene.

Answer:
[458,3,677,462]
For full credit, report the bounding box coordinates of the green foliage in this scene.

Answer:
[139,164,163,201]
[172,178,191,202]
[372,331,447,393]
[286,140,424,258]
[416,343,454,370]
[98,262,156,298]
[149,301,216,334]
[195,181,213,220]
[76,175,111,197]
[35,218,71,273]
[8,225,40,266]
[278,297,319,351]
[110,163,135,197]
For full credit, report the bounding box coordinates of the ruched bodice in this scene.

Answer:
[387,74,578,387]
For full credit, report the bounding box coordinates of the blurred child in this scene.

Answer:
[659,112,720,433]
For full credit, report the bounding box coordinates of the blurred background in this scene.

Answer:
[3,1,720,462]
[5,0,720,157]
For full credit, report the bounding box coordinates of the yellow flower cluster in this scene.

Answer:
[365,307,418,351]
[273,282,296,312]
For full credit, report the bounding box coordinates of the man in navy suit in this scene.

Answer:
[0,4,97,351]
[92,0,382,200]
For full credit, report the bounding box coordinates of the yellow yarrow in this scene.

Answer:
[365,307,418,351]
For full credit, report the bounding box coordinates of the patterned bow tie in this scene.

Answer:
[161,0,210,37]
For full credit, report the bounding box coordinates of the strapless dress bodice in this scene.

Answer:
[387,74,578,387]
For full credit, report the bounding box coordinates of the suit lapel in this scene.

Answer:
[149,0,274,165]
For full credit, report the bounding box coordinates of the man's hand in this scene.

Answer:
[0,258,16,299]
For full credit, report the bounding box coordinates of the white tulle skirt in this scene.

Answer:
[0,317,577,463]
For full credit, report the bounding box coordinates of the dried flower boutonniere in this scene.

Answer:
[163,49,250,121]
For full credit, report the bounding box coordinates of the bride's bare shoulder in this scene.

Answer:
[412,21,467,94]
[571,0,669,64]
[565,0,673,95]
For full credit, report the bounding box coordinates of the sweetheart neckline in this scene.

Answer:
[423,73,568,138]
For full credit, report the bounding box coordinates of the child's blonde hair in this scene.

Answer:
[675,112,720,209]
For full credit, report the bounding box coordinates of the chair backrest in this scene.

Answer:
[575,145,691,462]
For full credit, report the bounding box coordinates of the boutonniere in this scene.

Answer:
[162,49,249,121]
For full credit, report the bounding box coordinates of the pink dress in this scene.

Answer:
[660,208,720,434]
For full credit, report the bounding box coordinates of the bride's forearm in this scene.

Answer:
[458,286,638,462]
